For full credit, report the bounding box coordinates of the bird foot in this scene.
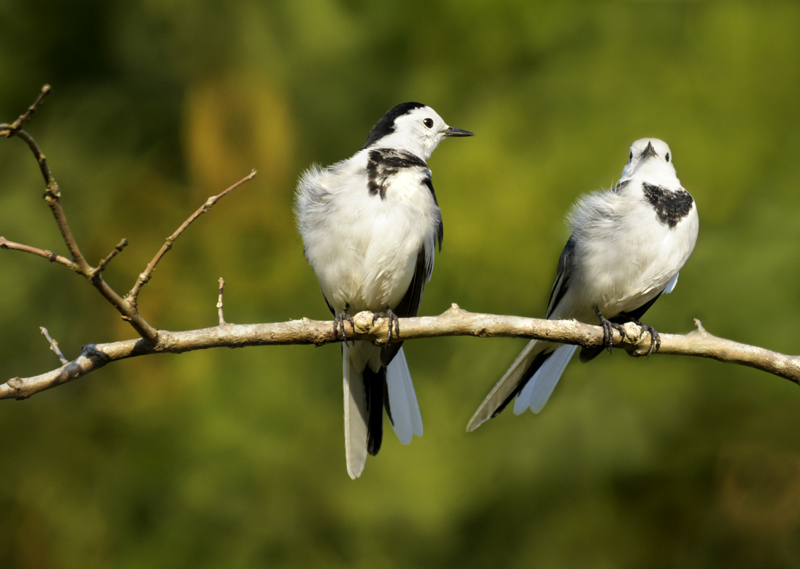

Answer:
[631,319,661,357]
[594,307,627,354]
[372,309,400,343]
[334,309,355,345]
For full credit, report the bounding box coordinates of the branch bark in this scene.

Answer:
[1,305,798,401]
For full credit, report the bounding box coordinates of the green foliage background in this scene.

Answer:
[2,1,800,567]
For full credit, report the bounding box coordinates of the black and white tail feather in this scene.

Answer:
[468,138,698,432]
[296,102,473,478]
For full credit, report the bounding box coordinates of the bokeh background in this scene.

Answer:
[2,1,800,567]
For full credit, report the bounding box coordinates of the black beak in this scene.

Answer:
[640,141,657,159]
[442,126,475,138]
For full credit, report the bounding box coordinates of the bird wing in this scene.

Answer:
[380,246,430,367]
[545,234,576,318]
[422,177,443,251]
[663,272,679,294]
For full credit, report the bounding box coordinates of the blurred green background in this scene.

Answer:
[2,1,800,567]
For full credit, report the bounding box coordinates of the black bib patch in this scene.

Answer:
[367,148,427,200]
[642,183,694,228]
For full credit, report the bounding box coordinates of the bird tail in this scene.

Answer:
[513,343,576,414]
[466,340,576,432]
[385,347,424,444]
[343,342,386,479]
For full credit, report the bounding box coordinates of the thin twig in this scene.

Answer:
[0,236,79,271]
[1,88,158,342]
[127,170,257,304]
[0,84,52,137]
[39,327,69,365]
[4,123,90,275]
[90,238,128,281]
[217,277,227,325]
[8,126,156,340]
[2,306,798,401]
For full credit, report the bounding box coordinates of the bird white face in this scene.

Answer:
[620,138,678,182]
[376,106,472,160]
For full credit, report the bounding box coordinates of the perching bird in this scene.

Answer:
[296,102,473,478]
[467,138,698,432]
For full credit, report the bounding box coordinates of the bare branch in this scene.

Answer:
[127,170,257,304]
[2,305,798,401]
[2,88,797,423]
[0,236,80,271]
[3,89,255,346]
[6,124,158,341]
[90,238,128,280]
[39,327,69,365]
[0,84,51,137]
[2,89,165,343]
[217,277,227,326]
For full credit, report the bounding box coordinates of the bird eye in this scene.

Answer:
[665,152,670,162]
[423,118,434,129]
[629,151,633,160]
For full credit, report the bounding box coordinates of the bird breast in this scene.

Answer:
[299,157,439,314]
[564,185,698,319]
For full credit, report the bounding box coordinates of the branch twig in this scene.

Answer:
[39,327,69,365]
[127,170,256,305]
[1,88,256,345]
[0,236,80,271]
[0,84,51,137]
[217,278,227,325]
[1,89,157,341]
[90,238,128,281]
[2,305,798,401]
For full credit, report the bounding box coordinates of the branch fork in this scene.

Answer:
[1,87,256,346]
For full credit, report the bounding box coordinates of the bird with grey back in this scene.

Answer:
[296,102,473,477]
[467,138,699,432]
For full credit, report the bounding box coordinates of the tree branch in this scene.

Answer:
[39,327,69,365]
[126,170,256,305]
[0,84,51,137]
[0,236,80,271]
[90,238,128,280]
[2,87,798,411]
[217,277,227,325]
[1,305,798,401]
[0,87,255,345]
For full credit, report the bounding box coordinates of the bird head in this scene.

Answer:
[620,138,678,183]
[362,103,473,160]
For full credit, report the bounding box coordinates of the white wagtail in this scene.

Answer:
[467,138,699,432]
[296,102,473,478]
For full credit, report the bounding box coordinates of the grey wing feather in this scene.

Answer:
[381,246,429,367]
[545,234,576,318]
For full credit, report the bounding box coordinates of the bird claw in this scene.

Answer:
[594,307,627,354]
[633,320,661,357]
[334,309,356,345]
[594,307,662,357]
[372,309,400,343]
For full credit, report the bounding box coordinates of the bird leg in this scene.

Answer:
[594,307,627,354]
[372,308,400,343]
[334,305,355,345]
